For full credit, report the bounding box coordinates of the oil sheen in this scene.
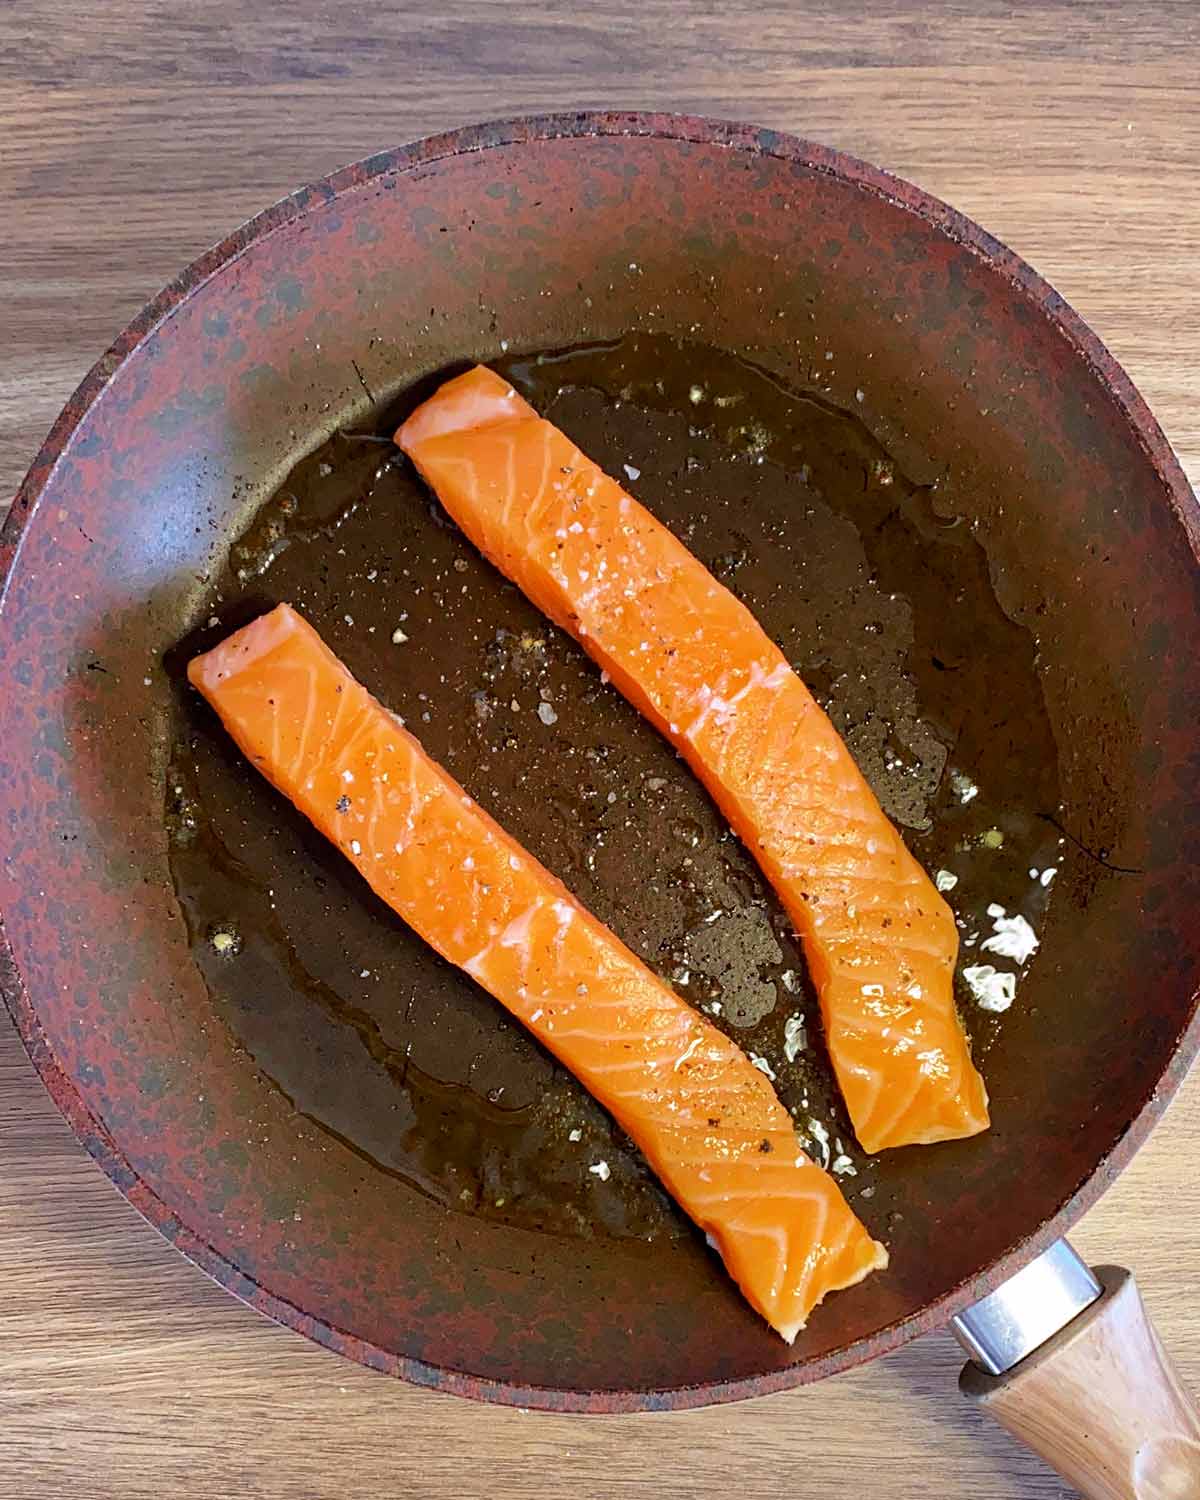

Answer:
[167,334,1063,1242]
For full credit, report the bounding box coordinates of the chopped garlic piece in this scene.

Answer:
[963,964,1016,1012]
[981,907,1039,964]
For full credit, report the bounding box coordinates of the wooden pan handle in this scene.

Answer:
[961,1266,1200,1499]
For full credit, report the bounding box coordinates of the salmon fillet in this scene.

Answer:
[189,604,887,1341]
[397,367,990,1153]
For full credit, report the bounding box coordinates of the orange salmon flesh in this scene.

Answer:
[398,366,990,1153]
[189,604,887,1341]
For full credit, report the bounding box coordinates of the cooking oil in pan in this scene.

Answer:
[167,334,1063,1241]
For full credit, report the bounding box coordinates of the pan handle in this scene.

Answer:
[955,1242,1200,1499]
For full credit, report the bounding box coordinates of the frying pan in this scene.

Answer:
[2,114,1198,1495]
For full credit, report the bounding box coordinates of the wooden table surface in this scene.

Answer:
[2,4,1198,1496]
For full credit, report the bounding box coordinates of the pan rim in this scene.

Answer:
[3,110,1198,1413]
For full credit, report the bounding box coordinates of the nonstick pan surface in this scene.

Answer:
[2,114,1198,1410]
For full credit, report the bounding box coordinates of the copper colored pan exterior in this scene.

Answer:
[2,114,1198,1411]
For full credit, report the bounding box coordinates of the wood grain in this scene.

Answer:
[963,1269,1200,1499]
[2,4,1198,1497]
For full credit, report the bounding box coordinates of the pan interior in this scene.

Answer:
[168,332,1063,1254]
